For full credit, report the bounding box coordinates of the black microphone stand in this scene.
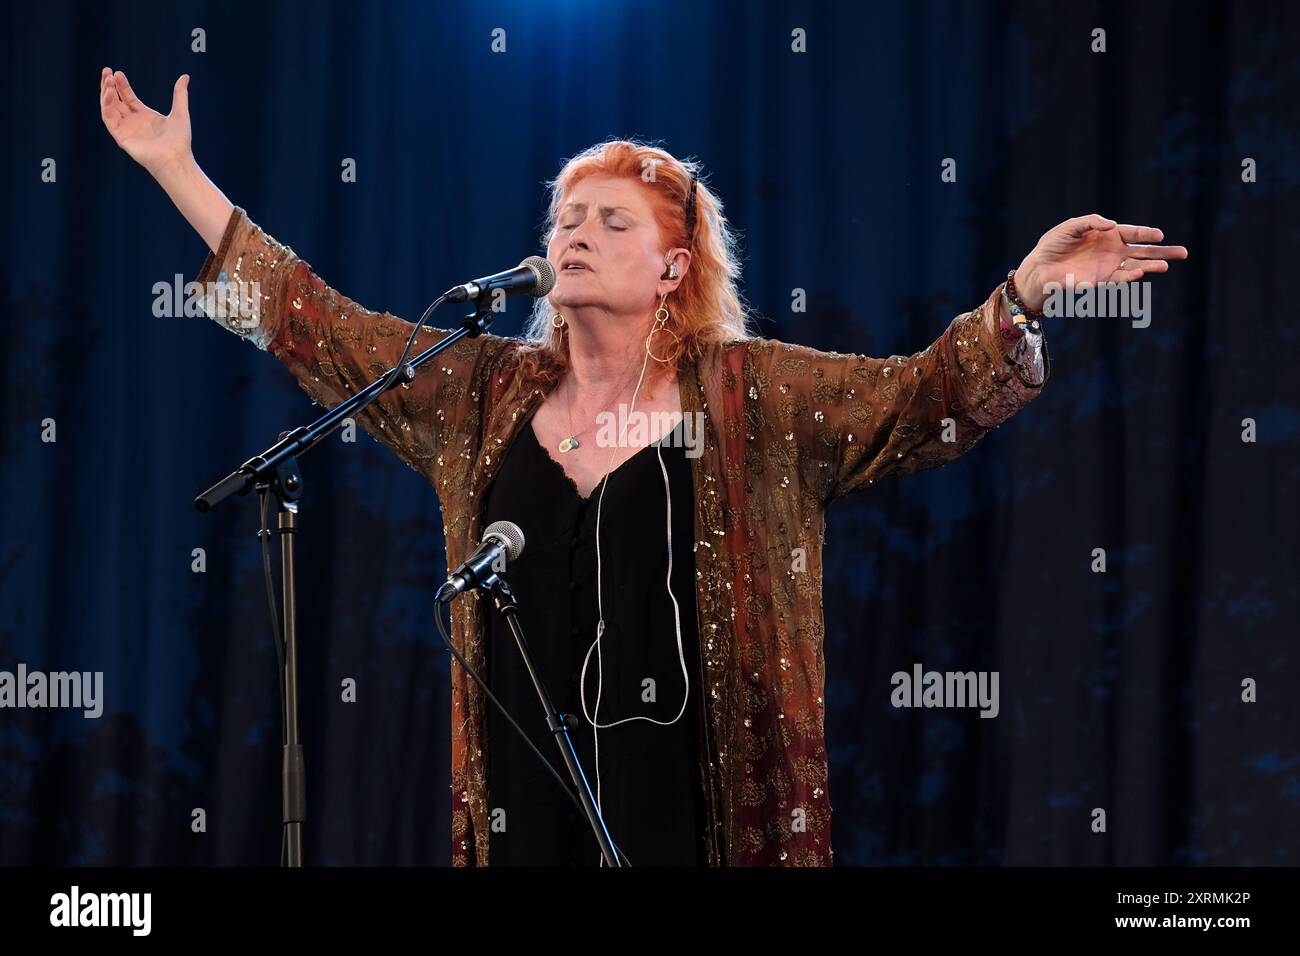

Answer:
[463,572,622,867]
[194,296,497,866]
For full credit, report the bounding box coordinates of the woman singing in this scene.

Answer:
[100,67,1187,866]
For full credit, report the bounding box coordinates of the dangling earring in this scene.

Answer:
[645,294,680,363]
[551,311,566,329]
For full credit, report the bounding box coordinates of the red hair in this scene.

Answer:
[517,138,753,389]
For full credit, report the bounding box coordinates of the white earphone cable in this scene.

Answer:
[577,306,690,865]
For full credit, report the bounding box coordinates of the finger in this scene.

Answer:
[169,74,189,116]
[1117,224,1165,243]
[101,69,124,106]
[114,70,144,111]
[1121,243,1189,260]
[1112,258,1168,282]
[100,79,125,128]
[1063,213,1118,236]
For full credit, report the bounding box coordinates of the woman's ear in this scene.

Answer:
[659,248,691,289]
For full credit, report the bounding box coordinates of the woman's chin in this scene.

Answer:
[550,290,599,310]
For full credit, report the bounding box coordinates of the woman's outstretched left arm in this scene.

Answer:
[746,214,1187,504]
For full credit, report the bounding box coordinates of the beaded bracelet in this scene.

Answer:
[1004,269,1044,333]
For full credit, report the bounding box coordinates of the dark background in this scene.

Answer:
[2,0,1296,866]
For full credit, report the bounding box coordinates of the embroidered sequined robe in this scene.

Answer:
[195,206,1048,866]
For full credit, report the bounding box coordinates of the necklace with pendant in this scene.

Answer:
[559,377,584,453]
[557,368,639,454]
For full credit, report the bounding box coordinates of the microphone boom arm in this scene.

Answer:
[196,298,493,512]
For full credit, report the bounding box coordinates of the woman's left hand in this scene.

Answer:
[1014,214,1189,313]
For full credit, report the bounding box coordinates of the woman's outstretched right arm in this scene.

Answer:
[99,67,231,253]
[98,66,512,497]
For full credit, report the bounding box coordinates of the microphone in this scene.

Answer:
[444,257,556,304]
[435,520,526,602]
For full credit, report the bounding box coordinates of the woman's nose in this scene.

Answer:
[568,217,597,248]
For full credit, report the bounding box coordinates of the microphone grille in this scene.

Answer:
[483,520,525,561]
[521,256,556,297]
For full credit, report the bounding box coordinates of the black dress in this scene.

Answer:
[482,415,708,866]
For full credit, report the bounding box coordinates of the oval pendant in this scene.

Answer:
[558,437,580,453]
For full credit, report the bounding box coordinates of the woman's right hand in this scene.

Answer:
[100,67,192,173]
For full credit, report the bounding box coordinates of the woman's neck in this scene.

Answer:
[562,305,662,396]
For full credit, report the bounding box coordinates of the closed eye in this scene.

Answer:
[558,218,628,231]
